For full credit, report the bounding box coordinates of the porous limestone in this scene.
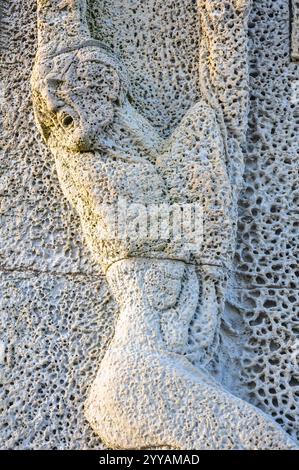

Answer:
[0,0,298,450]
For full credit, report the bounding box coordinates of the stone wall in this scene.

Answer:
[0,0,298,448]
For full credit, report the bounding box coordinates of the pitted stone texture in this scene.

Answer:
[31,0,254,448]
[32,44,235,271]
[0,272,117,449]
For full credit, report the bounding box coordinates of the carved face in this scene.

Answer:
[32,46,126,152]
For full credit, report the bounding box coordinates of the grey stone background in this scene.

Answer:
[0,0,298,448]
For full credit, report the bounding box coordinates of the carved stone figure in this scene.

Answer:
[31,0,298,449]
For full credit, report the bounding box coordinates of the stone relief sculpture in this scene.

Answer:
[30,0,298,449]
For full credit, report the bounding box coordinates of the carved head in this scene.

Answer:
[31,43,128,152]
